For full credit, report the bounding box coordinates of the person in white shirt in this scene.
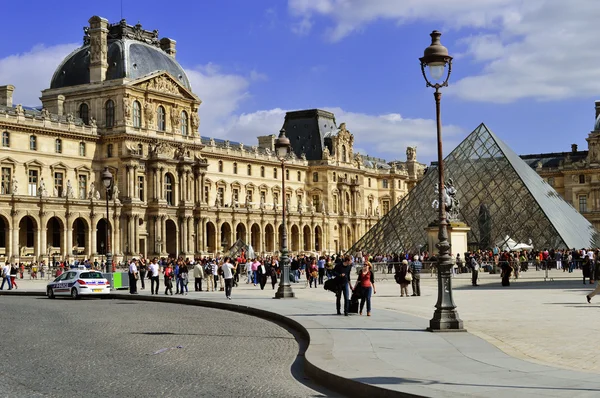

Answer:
[211,260,219,291]
[129,259,138,294]
[148,258,160,295]
[220,257,237,299]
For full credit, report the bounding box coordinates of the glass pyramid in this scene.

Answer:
[352,123,599,254]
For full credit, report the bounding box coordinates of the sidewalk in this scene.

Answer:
[6,270,600,397]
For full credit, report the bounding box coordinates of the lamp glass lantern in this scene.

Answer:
[275,128,291,160]
[419,30,453,87]
[102,167,113,189]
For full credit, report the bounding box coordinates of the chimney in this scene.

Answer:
[0,85,14,107]
[40,94,65,116]
[572,144,578,153]
[160,38,177,58]
[88,16,109,82]
[257,135,275,151]
[595,100,600,119]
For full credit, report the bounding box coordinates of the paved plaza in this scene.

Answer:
[1,296,327,398]
[4,268,600,397]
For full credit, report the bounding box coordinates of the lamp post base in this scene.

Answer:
[274,284,295,299]
[428,309,466,332]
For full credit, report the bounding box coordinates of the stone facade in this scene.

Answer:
[0,16,425,264]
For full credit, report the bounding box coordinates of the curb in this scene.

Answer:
[2,291,425,398]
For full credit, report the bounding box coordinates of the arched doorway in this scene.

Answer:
[314,225,322,252]
[235,223,246,244]
[19,216,37,257]
[72,218,88,256]
[165,219,177,256]
[96,218,111,255]
[220,222,232,252]
[291,225,300,252]
[265,224,274,253]
[250,223,260,253]
[0,215,9,258]
[303,225,311,251]
[46,217,63,254]
[205,222,216,254]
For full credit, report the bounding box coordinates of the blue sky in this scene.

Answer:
[2,0,599,163]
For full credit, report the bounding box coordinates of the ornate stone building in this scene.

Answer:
[0,16,424,264]
[521,100,600,232]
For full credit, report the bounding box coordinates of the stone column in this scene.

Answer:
[153,169,158,200]
[133,214,139,254]
[91,222,97,256]
[200,173,206,204]
[40,224,48,261]
[187,217,193,256]
[66,217,73,260]
[113,213,120,257]
[180,217,187,254]
[159,169,165,200]
[161,216,166,255]
[215,221,221,254]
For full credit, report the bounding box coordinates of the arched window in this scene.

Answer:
[29,135,37,151]
[312,172,319,182]
[79,142,86,156]
[342,145,347,162]
[107,144,113,158]
[180,111,188,136]
[79,103,89,125]
[332,172,336,182]
[297,171,301,181]
[286,169,290,180]
[137,143,143,156]
[2,131,9,147]
[218,160,223,172]
[165,173,173,205]
[55,139,62,154]
[274,168,278,179]
[157,106,166,131]
[260,166,265,178]
[233,162,238,174]
[132,101,141,128]
[105,99,114,128]
[247,164,252,176]
[368,177,371,187]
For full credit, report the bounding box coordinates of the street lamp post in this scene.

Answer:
[101,167,113,274]
[419,30,464,331]
[274,128,295,299]
[100,241,105,267]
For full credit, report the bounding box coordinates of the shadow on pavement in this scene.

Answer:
[454,280,589,291]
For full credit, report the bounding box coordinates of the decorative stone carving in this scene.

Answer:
[144,101,154,123]
[90,36,101,62]
[41,108,50,119]
[123,97,131,118]
[406,146,417,161]
[432,179,461,221]
[301,153,307,161]
[209,138,216,147]
[90,117,97,127]
[38,178,48,197]
[15,104,24,115]
[53,186,59,197]
[112,184,120,200]
[322,146,330,160]
[95,191,101,200]
[66,180,75,198]
[170,106,180,130]
[146,75,180,96]
[174,143,186,158]
[88,182,95,199]
[12,177,18,195]
[191,111,199,130]
[66,113,74,123]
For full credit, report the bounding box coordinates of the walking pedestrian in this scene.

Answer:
[256,260,268,290]
[179,263,189,295]
[355,262,376,316]
[269,259,278,289]
[220,257,236,299]
[308,259,318,288]
[138,257,147,290]
[193,261,204,291]
[1,263,12,290]
[317,256,325,285]
[410,256,422,296]
[334,256,353,316]
[10,264,18,289]
[164,263,174,295]
[396,259,410,297]
[470,254,480,286]
[148,258,160,295]
[128,259,138,294]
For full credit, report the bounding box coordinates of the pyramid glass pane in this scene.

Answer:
[352,124,599,254]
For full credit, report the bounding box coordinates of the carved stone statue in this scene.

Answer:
[320,202,325,213]
[12,177,18,195]
[41,108,50,119]
[39,178,48,198]
[286,197,291,211]
[66,113,74,123]
[322,146,330,160]
[95,191,101,200]
[259,195,265,210]
[297,201,303,213]
[215,191,221,208]
[406,146,417,161]
[53,186,58,197]
[88,181,95,199]
[432,178,460,221]
[375,206,380,217]
[90,117,97,127]
[245,192,252,209]
[191,111,199,129]
[123,98,131,118]
[112,184,120,200]
[144,101,154,123]
[66,180,74,198]
[170,106,180,129]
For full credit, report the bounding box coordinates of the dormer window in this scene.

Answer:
[79,103,89,125]
[55,139,62,154]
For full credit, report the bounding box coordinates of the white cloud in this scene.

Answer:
[0,43,79,106]
[288,0,600,103]
[217,106,464,162]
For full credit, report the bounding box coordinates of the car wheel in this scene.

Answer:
[71,287,80,299]
[47,287,55,299]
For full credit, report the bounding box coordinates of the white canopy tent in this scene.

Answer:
[495,235,533,252]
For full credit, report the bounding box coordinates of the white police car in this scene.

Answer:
[47,270,111,299]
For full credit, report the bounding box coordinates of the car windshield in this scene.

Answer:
[80,272,104,279]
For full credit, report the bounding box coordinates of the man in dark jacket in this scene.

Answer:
[334,256,353,316]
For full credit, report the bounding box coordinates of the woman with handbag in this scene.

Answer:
[178,262,189,295]
[164,263,174,295]
[355,261,376,316]
[308,259,319,288]
[396,259,411,297]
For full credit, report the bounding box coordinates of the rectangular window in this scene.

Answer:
[274,168,278,179]
[312,195,319,209]
[78,175,87,199]
[28,169,38,196]
[233,188,239,203]
[2,132,9,147]
[218,187,225,206]
[297,171,301,182]
[1,167,11,194]
[138,176,144,201]
[29,136,37,151]
[286,169,290,180]
[54,172,64,197]
[313,172,318,182]
[333,195,338,213]
[260,167,265,178]
[79,142,86,157]
[273,193,279,207]
[382,179,389,189]
[579,195,588,213]
[383,201,390,214]
[368,178,371,187]
[247,190,253,203]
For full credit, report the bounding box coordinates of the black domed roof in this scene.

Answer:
[50,21,191,90]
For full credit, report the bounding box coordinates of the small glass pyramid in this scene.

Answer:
[352,123,599,254]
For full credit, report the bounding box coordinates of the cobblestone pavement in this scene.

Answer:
[0,296,326,398]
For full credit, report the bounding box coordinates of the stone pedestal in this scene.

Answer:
[426,221,471,258]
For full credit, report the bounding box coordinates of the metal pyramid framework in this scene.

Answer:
[352,123,599,254]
